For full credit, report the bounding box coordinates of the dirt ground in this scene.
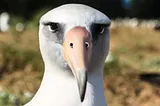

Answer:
[105,74,160,106]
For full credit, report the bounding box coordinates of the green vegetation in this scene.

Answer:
[0,44,42,75]
[0,91,17,106]
[0,91,32,106]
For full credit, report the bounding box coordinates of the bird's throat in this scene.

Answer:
[25,67,106,106]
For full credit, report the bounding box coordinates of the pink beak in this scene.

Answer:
[63,27,92,102]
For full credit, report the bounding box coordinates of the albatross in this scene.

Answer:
[24,4,111,106]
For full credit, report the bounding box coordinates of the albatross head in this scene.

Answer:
[39,4,110,102]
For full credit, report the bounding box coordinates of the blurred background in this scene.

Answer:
[0,0,160,106]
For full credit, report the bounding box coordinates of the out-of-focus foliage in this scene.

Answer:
[0,91,32,106]
[0,44,42,76]
[0,10,44,76]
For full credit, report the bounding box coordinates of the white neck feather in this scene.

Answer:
[24,64,107,106]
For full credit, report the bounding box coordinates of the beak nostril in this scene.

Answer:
[70,43,74,48]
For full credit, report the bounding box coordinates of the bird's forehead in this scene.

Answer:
[40,4,110,26]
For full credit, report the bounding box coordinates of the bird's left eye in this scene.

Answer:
[93,24,106,34]
[99,26,105,34]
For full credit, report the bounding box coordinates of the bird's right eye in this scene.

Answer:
[44,22,60,33]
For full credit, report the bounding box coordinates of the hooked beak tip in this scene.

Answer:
[76,71,87,102]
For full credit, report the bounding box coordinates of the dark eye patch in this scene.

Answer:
[91,23,110,41]
[42,22,65,44]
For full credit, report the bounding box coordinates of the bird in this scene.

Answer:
[24,4,111,106]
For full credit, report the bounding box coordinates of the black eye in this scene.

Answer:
[44,22,59,32]
[94,24,106,34]
[91,23,110,41]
